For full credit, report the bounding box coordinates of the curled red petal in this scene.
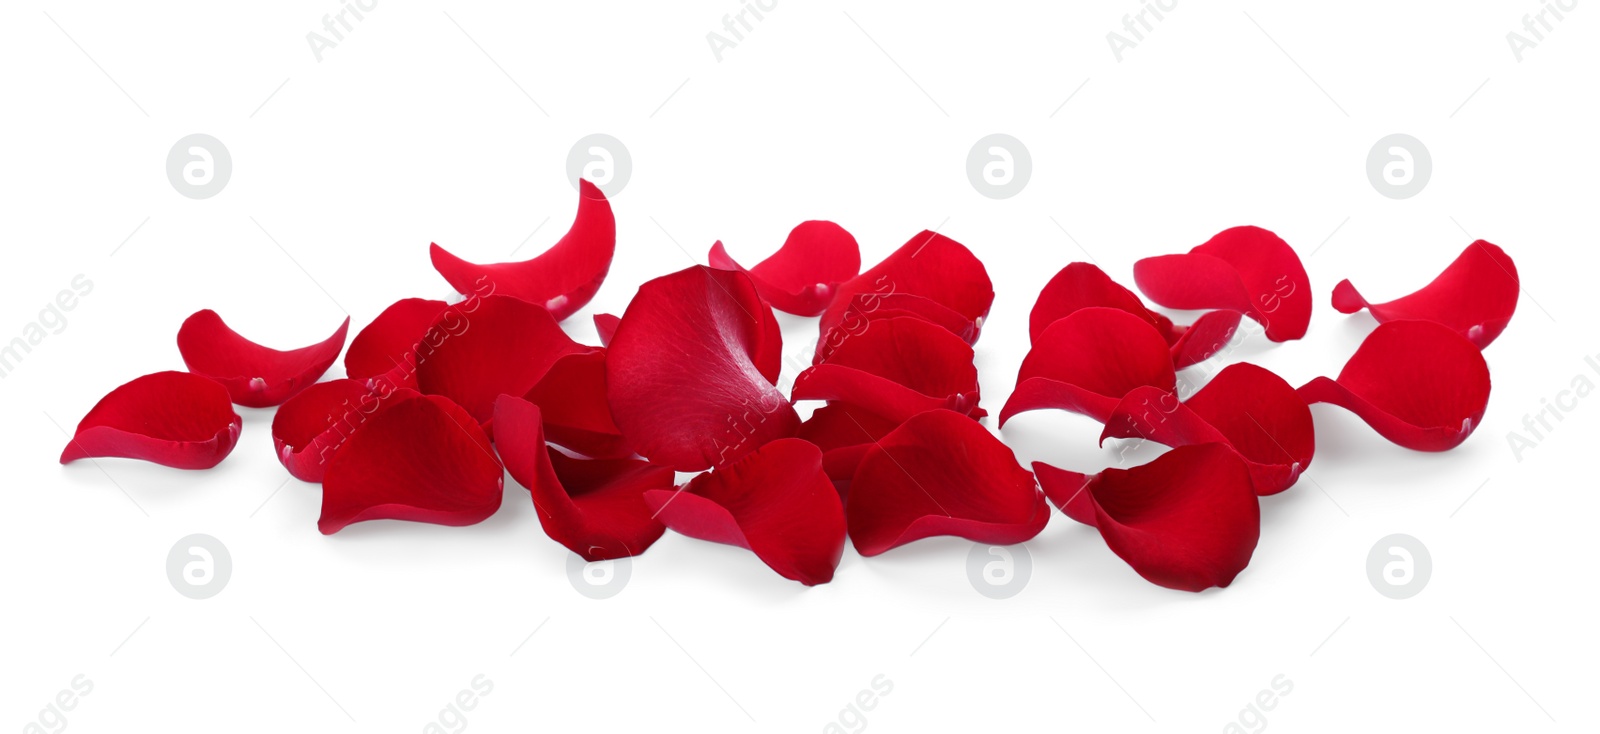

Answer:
[815,230,994,361]
[523,349,632,459]
[413,294,586,425]
[819,292,978,364]
[1169,310,1243,370]
[644,438,846,585]
[795,402,901,483]
[1029,262,1177,343]
[60,371,241,470]
[176,310,349,408]
[592,313,620,348]
[707,221,861,317]
[272,379,416,483]
[848,410,1047,556]
[1332,240,1518,348]
[1298,320,1490,451]
[793,316,980,422]
[494,395,670,561]
[429,180,615,320]
[999,307,1176,426]
[1133,226,1312,342]
[606,266,799,472]
[344,298,449,390]
[1101,363,1314,495]
[319,393,502,533]
[1034,443,1260,592]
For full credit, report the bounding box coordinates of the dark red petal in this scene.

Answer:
[815,230,994,361]
[413,294,586,425]
[1101,363,1314,495]
[1298,320,1490,451]
[1169,310,1243,370]
[523,350,632,459]
[793,316,980,422]
[1133,226,1312,342]
[592,313,620,348]
[707,221,862,317]
[60,371,241,470]
[494,395,670,561]
[1332,240,1518,349]
[428,180,615,320]
[819,292,979,364]
[847,410,1047,556]
[319,393,502,533]
[1034,444,1260,592]
[644,438,845,585]
[999,307,1176,426]
[176,310,349,408]
[1029,262,1177,343]
[607,266,799,472]
[272,379,416,483]
[344,298,449,390]
[795,402,900,483]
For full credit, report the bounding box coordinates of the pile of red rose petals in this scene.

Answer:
[59,182,1518,592]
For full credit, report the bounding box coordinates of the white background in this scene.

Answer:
[2,1,1595,731]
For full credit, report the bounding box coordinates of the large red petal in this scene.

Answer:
[344,298,449,390]
[1298,320,1490,451]
[319,393,502,533]
[1101,363,1314,495]
[707,221,861,317]
[176,310,349,408]
[522,349,632,459]
[606,266,799,472]
[847,410,1047,556]
[644,438,846,586]
[999,307,1176,426]
[1028,262,1241,369]
[1332,240,1518,349]
[413,294,586,425]
[494,395,670,561]
[819,292,979,363]
[815,230,994,361]
[1133,226,1312,342]
[428,180,615,320]
[272,379,416,483]
[60,371,241,470]
[1034,443,1260,592]
[792,316,980,422]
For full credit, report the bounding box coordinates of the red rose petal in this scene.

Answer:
[176,310,349,408]
[494,395,671,560]
[60,371,241,470]
[1297,320,1490,451]
[1101,363,1314,495]
[1332,240,1518,348]
[815,230,994,361]
[999,307,1177,426]
[607,266,800,472]
[523,349,632,459]
[344,298,449,390]
[795,402,900,483]
[847,410,1047,556]
[413,294,587,425]
[819,292,979,364]
[272,379,413,483]
[319,393,502,533]
[707,221,861,316]
[1169,310,1244,370]
[592,313,620,348]
[429,180,615,320]
[644,438,846,585]
[792,316,981,422]
[1133,226,1312,342]
[1028,262,1241,369]
[1034,443,1260,592]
